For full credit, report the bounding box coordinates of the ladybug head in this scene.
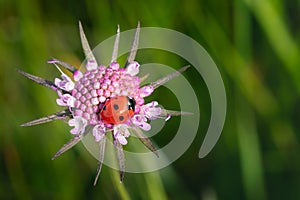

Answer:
[127,96,136,112]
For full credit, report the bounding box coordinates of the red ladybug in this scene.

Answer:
[100,96,136,125]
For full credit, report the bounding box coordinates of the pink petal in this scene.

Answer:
[137,122,151,131]
[140,101,162,120]
[54,76,74,91]
[125,61,140,76]
[54,78,61,86]
[117,135,128,145]
[132,115,151,131]
[56,93,75,107]
[56,98,65,106]
[113,124,130,145]
[93,124,106,142]
[110,62,120,70]
[67,95,75,107]
[86,60,98,71]
[146,107,162,120]
[68,117,87,135]
[74,70,83,81]
[140,85,154,97]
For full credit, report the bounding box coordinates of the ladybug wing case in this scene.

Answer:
[100,96,133,125]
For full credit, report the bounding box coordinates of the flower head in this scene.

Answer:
[18,21,191,185]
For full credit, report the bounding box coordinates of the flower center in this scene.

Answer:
[71,63,143,125]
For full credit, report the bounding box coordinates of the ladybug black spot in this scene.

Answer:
[119,116,124,121]
[113,104,119,110]
[103,106,106,111]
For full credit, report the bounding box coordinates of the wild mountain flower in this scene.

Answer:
[18,22,190,185]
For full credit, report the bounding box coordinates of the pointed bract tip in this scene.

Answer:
[93,170,101,186]
[150,64,191,89]
[16,68,58,90]
[51,150,63,160]
[51,134,85,161]
[120,171,125,182]
[160,109,193,118]
[48,57,77,73]
[124,21,141,67]
[16,68,25,75]
[153,151,159,158]
[47,58,57,64]
[78,21,83,28]
[79,21,98,70]
[111,24,121,63]
[93,162,103,186]
[20,121,43,127]
[181,111,194,115]
[78,21,84,35]
[51,149,64,160]
[179,65,191,73]
[19,110,71,127]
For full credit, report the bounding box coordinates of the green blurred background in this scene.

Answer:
[1,0,300,199]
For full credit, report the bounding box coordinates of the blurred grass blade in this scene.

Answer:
[194,13,278,118]
[243,0,300,91]
[236,94,266,200]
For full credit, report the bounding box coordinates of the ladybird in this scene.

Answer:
[100,96,136,125]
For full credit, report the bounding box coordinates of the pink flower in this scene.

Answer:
[113,124,130,145]
[140,101,162,120]
[93,123,106,142]
[125,61,140,76]
[56,91,75,107]
[140,85,154,97]
[68,116,87,135]
[19,21,190,184]
[131,114,151,131]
